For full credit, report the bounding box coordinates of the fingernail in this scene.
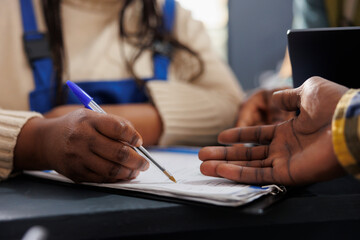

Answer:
[128,170,139,180]
[273,90,284,95]
[136,138,143,147]
[141,161,150,171]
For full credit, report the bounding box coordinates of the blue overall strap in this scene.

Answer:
[20,0,54,113]
[153,0,175,80]
[163,0,176,33]
[66,80,151,105]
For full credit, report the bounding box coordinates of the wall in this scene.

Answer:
[228,0,293,90]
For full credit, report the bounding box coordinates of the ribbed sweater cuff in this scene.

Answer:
[0,109,42,180]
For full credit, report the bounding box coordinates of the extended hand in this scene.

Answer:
[199,77,348,186]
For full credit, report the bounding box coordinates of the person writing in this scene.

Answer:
[0,0,243,182]
[199,77,359,185]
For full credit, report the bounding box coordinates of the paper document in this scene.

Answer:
[25,148,284,207]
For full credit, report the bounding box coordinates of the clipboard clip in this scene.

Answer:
[262,185,287,195]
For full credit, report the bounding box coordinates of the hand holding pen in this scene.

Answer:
[15,107,150,183]
[66,81,176,183]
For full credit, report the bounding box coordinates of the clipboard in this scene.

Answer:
[25,146,287,212]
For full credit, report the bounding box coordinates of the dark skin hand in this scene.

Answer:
[199,77,348,186]
[14,108,149,183]
[236,87,294,127]
[44,103,163,146]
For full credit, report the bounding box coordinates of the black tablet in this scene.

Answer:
[287,27,360,88]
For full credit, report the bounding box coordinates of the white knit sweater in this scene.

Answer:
[0,0,244,180]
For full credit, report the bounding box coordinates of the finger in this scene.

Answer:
[64,166,105,183]
[222,159,273,168]
[89,112,143,147]
[216,164,275,184]
[237,110,263,127]
[272,87,301,112]
[83,153,141,181]
[217,125,277,145]
[198,146,269,161]
[200,159,273,178]
[237,91,270,127]
[200,160,222,177]
[89,134,149,171]
[246,89,269,109]
[75,167,139,183]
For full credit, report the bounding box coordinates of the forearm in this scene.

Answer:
[101,104,163,146]
[44,104,163,146]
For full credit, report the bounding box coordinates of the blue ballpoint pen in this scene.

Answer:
[66,80,176,183]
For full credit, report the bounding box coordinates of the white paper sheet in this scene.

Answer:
[25,149,283,207]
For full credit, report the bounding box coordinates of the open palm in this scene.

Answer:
[199,77,348,186]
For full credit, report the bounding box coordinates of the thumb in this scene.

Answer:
[272,87,301,112]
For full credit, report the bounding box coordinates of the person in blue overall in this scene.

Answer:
[0,0,243,182]
[22,0,186,147]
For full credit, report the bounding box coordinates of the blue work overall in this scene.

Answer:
[20,0,175,113]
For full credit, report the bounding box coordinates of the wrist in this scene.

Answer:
[332,89,360,179]
[14,117,51,170]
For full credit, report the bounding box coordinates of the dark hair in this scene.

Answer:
[41,0,204,106]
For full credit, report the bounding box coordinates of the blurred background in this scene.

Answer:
[177,0,293,90]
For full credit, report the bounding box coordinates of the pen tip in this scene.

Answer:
[164,170,177,183]
[169,176,177,183]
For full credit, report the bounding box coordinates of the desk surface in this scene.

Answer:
[1,174,360,240]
